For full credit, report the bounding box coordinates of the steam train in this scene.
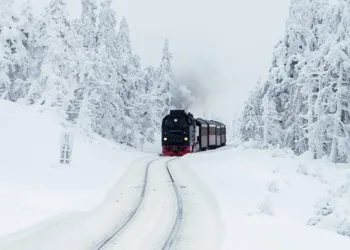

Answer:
[161,110,226,156]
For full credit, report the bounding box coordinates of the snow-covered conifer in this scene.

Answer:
[262,95,282,147]
[25,0,77,119]
[15,0,37,103]
[0,0,191,148]
[154,39,176,118]
[0,0,29,101]
[323,1,350,162]
[93,0,128,143]
[239,0,350,163]
[80,0,97,48]
[239,84,263,142]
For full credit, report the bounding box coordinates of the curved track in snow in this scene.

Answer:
[0,155,223,250]
[95,157,160,249]
[162,159,183,250]
[95,157,183,250]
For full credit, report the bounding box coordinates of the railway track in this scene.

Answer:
[95,157,183,250]
[162,159,183,250]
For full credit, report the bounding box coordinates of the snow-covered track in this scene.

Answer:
[162,158,183,250]
[94,157,184,250]
[95,157,161,250]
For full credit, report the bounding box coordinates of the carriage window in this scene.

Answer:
[209,126,215,135]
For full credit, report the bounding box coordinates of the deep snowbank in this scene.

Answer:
[0,100,149,237]
[182,144,350,249]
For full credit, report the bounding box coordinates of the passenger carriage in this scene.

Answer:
[195,118,209,151]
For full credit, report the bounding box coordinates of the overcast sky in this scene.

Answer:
[24,0,291,121]
[113,0,291,121]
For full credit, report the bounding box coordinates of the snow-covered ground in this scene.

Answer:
[182,143,350,249]
[0,100,153,240]
[1,100,350,249]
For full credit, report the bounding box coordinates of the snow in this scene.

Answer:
[102,158,178,250]
[1,100,350,249]
[229,215,350,250]
[182,143,350,249]
[0,99,149,239]
[168,158,225,250]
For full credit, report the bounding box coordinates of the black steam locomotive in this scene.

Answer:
[161,110,226,156]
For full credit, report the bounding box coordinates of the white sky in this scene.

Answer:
[18,0,291,121]
[112,0,291,121]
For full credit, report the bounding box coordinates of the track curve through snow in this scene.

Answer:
[95,157,162,249]
[0,156,224,250]
[161,159,184,250]
[99,157,184,250]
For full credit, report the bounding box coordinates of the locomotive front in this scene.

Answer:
[161,110,195,156]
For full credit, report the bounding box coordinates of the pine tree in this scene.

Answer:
[324,1,350,162]
[0,0,29,101]
[76,90,97,135]
[16,0,38,104]
[72,0,99,131]
[262,95,282,147]
[239,83,263,142]
[80,0,97,48]
[143,66,155,94]
[116,17,140,145]
[96,0,117,56]
[25,0,79,120]
[283,86,308,155]
[93,0,127,143]
[154,39,176,117]
[0,0,190,149]
[238,0,350,163]
[139,65,159,141]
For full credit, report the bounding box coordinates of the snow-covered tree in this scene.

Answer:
[80,0,97,48]
[153,39,176,118]
[0,0,190,148]
[238,0,350,163]
[262,95,282,147]
[0,0,30,101]
[16,0,39,104]
[75,89,98,135]
[96,0,117,56]
[143,66,155,94]
[323,1,350,162]
[116,17,140,143]
[283,85,308,155]
[25,0,79,120]
[86,0,142,146]
[239,83,263,142]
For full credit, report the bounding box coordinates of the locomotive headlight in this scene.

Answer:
[184,137,188,141]
[163,137,168,141]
